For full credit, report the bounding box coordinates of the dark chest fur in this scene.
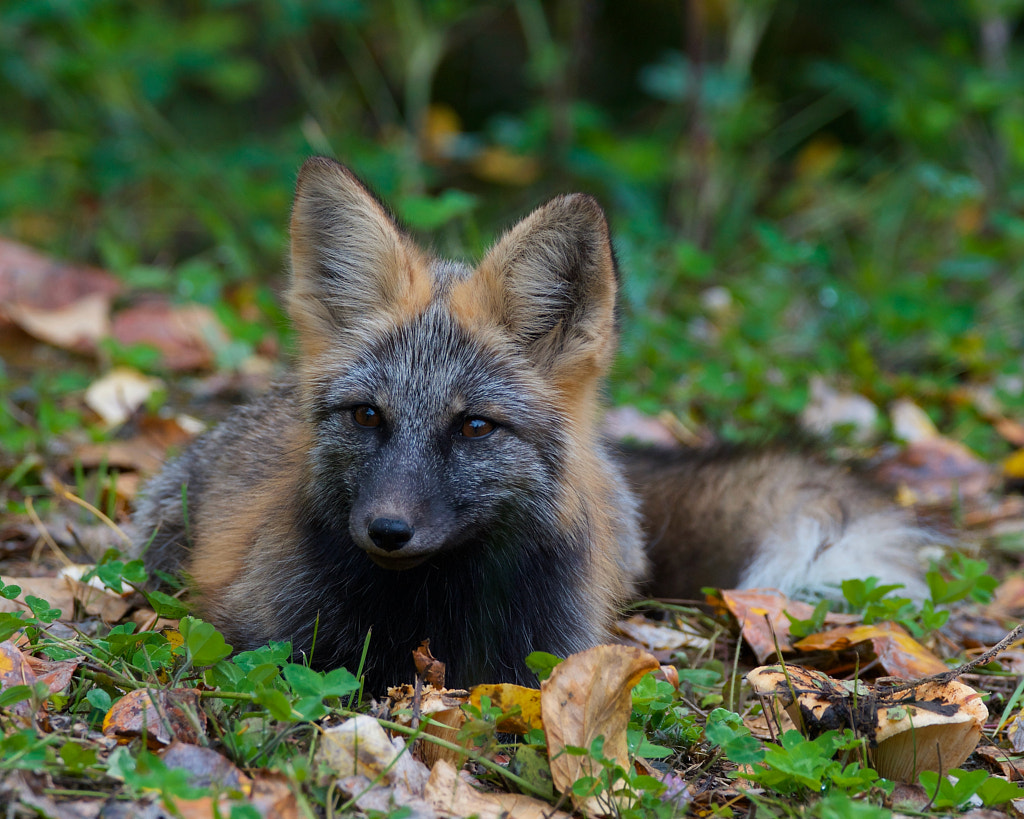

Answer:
[244,513,597,691]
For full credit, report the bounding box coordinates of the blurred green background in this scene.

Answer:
[3,0,1024,455]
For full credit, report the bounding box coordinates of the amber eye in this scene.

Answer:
[352,405,382,428]
[461,417,496,439]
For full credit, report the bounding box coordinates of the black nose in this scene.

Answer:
[367,517,414,551]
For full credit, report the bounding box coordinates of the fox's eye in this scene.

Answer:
[460,417,496,439]
[352,405,382,428]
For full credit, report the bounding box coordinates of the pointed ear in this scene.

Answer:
[287,157,431,362]
[453,193,618,385]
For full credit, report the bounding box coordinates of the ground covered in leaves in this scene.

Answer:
[4,4,1024,812]
[2,242,1024,817]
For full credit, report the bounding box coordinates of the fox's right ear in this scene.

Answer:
[287,157,431,362]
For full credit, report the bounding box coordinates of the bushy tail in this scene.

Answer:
[620,445,937,600]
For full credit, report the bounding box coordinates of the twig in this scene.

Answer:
[884,622,1024,694]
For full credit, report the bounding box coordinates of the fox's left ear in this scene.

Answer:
[458,194,618,387]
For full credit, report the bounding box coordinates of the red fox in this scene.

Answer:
[133,157,933,690]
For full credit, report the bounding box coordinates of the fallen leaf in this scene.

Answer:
[172,772,298,819]
[0,575,132,623]
[3,293,111,354]
[975,744,1024,781]
[1006,712,1024,754]
[0,769,104,819]
[1006,449,1024,480]
[541,644,658,814]
[160,740,251,791]
[84,368,164,426]
[988,576,1024,618]
[111,300,228,371]
[0,640,37,718]
[794,622,948,678]
[801,376,879,443]
[890,399,940,443]
[414,639,446,688]
[317,715,430,793]
[874,437,994,504]
[337,774,438,819]
[996,419,1024,448]
[469,683,542,734]
[103,688,205,747]
[24,655,80,697]
[72,413,199,476]
[0,238,121,312]
[425,758,572,819]
[717,588,858,663]
[614,613,709,652]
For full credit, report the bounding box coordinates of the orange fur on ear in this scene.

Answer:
[288,157,433,365]
[451,193,618,403]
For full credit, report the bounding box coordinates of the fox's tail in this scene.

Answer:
[621,445,938,600]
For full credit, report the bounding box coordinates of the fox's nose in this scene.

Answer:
[367,517,415,551]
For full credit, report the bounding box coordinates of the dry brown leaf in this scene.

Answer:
[996,419,1024,449]
[172,772,298,819]
[1006,712,1024,754]
[0,770,104,819]
[614,613,709,652]
[541,644,658,814]
[102,688,205,748]
[975,744,1024,781]
[793,622,948,678]
[890,399,940,443]
[73,413,199,476]
[160,741,251,792]
[84,368,164,426]
[748,665,987,781]
[24,655,80,697]
[800,376,879,443]
[0,575,132,624]
[4,293,111,354]
[0,640,37,719]
[112,300,228,371]
[425,759,571,819]
[413,639,446,688]
[874,437,994,503]
[717,588,858,663]
[317,715,430,793]
[0,238,121,312]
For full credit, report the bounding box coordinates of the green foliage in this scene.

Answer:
[742,730,886,797]
[786,558,999,643]
[927,554,998,605]
[524,651,563,682]
[705,710,896,812]
[918,768,1021,809]
[85,549,148,593]
[178,616,233,667]
[785,599,832,640]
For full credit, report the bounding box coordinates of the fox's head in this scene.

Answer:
[287,157,620,569]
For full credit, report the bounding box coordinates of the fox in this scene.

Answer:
[132,156,934,691]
